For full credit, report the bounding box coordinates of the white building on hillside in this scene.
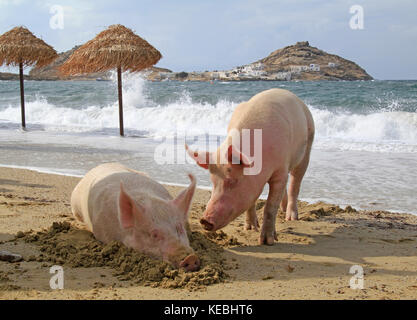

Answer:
[275,72,291,81]
[310,64,320,71]
[230,63,266,78]
[251,62,264,70]
[159,72,175,79]
[290,65,302,73]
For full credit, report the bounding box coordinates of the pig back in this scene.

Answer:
[228,88,313,165]
[71,163,171,239]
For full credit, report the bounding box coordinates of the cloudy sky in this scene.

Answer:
[1,0,416,79]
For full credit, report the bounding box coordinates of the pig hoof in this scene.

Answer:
[245,220,259,232]
[285,211,298,221]
[259,231,277,245]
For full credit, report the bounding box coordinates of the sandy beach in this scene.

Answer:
[0,166,416,300]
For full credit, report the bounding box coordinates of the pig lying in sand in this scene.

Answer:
[187,88,315,245]
[71,163,200,271]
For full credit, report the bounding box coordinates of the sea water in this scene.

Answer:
[0,73,416,214]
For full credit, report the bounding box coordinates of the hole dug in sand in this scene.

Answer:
[18,222,230,291]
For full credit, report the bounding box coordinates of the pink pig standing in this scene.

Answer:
[71,163,200,271]
[187,88,315,245]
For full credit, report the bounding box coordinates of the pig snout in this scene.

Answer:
[179,254,200,272]
[200,205,233,232]
[200,218,214,231]
[200,215,229,232]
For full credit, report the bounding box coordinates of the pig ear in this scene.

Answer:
[227,145,254,168]
[185,144,210,170]
[118,183,148,229]
[171,174,196,221]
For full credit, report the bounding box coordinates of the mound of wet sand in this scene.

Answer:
[17,222,233,291]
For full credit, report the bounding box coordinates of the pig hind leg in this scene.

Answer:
[260,173,288,245]
[286,142,312,221]
[245,202,259,231]
[280,188,288,213]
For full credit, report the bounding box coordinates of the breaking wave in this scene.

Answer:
[0,75,416,153]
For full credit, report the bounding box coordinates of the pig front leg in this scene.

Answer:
[245,202,259,231]
[260,173,288,245]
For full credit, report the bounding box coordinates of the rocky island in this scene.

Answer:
[260,41,372,81]
[158,41,372,81]
[0,41,372,81]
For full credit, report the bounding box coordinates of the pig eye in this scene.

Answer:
[151,230,164,241]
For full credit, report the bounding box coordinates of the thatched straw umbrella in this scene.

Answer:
[60,24,162,136]
[0,27,57,129]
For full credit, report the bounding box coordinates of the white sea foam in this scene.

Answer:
[0,75,235,137]
[309,106,417,152]
[0,163,84,177]
[0,74,416,153]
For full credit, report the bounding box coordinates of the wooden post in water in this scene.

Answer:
[19,62,26,129]
[117,66,124,136]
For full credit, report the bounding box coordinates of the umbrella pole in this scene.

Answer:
[19,62,26,130]
[117,66,124,136]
